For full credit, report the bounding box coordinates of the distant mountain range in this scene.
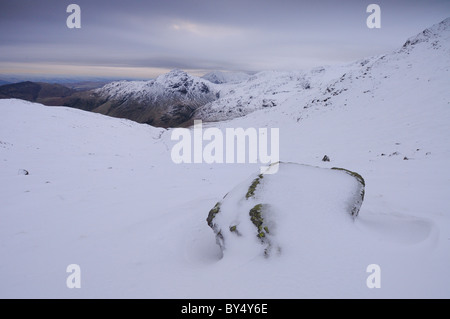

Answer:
[0,70,249,128]
[1,18,449,129]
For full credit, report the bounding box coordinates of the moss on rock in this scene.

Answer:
[206,202,221,227]
[249,203,271,240]
[331,167,365,187]
[249,204,264,228]
[246,174,264,199]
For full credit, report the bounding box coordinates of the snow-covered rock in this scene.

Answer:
[207,162,365,258]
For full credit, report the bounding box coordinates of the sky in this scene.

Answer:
[0,0,449,79]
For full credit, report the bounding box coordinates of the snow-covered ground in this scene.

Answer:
[0,18,449,298]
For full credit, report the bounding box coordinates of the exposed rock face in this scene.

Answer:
[206,162,366,258]
[92,70,218,127]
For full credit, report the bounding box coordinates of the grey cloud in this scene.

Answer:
[0,0,449,77]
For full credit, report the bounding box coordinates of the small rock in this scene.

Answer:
[403,156,409,160]
[322,155,330,162]
[18,169,29,175]
[389,152,400,157]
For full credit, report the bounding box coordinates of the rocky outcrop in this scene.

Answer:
[206,162,366,258]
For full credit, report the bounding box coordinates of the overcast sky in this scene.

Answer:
[0,0,449,79]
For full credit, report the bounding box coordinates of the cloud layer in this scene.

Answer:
[0,0,449,78]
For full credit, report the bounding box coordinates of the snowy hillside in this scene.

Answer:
[195,17,450,122]
[206,162,366,260]
[89,17,450,126]
[0,18,449,298]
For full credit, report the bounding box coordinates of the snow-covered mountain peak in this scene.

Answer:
[155,69,190,85]
[93,69,219,127]
[153,69,215,96]
[97,69,215,99]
